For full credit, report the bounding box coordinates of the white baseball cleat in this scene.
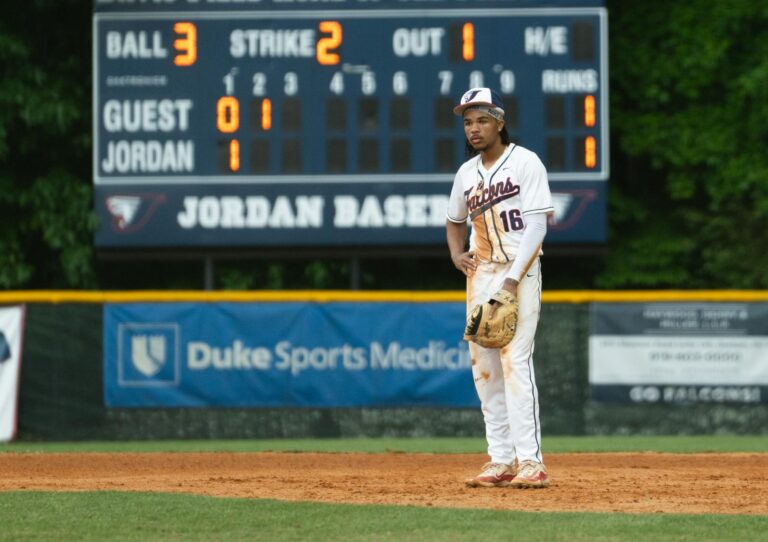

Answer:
[509,460,550,488]
[465,460,518,488]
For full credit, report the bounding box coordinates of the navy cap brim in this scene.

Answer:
[453,101,501,116]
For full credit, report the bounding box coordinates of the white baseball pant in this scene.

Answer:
[467,257,543,465]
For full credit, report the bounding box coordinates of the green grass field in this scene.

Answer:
[1,491,766,542]
[1,436,767,542]
[2,435,766,454]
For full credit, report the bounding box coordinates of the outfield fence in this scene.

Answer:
[7,291,768,441]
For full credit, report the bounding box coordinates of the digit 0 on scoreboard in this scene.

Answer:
[216,97,239,133]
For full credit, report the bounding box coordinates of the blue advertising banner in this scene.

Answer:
[104,302,479,408]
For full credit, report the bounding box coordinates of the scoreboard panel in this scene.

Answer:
[93,1,608,247]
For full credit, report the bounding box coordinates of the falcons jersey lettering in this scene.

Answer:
[447,144,554,263]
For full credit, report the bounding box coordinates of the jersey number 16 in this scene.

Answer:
[499,209,524,232]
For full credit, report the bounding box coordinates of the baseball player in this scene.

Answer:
[446,88,553,488]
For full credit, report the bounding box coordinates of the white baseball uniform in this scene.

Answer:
[447,142,553,465]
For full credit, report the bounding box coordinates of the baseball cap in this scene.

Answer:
[453,87,505,119]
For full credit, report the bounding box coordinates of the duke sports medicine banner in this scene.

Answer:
[0,306,25,442]
[104,302,478,408]
[589,303,768,404]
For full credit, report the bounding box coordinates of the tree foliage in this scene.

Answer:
[0,0,94,288]
[602,0,768,288]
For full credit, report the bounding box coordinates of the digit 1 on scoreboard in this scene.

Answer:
[229,140,240,172]
[583,95,596,127]
[584,136,596,169]
[462,23,475,61]
[449,22,475,62]
[261,98,272,131]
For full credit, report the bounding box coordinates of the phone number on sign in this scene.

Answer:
[649,351,741,362]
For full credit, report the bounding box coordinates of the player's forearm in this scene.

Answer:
[446,220,469,258]
[507,213,547,283]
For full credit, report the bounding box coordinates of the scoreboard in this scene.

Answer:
[93,0,608,248]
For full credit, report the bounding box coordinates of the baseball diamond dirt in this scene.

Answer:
[1,452,766,515]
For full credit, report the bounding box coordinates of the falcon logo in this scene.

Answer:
[131,334,166,378]
[551,193,573,224]
[105,193,166,233]
[106,196,140,229]
[463,89,482,103]
[548,190,598,230]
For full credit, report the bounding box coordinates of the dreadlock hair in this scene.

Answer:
[465,123,511,158]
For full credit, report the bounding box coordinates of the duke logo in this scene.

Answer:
[131,334,166,377]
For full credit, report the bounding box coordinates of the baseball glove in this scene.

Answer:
[463,290,519,348]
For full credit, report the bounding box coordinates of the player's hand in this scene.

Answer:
[502,278,519,296]
[452,250,477,277]
[488,279,518,318]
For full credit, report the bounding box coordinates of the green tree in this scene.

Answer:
[0,0,95,288]
[602,0,768,288]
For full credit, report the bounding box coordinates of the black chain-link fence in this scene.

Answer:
[16,303,766,441]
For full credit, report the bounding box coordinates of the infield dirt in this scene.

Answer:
[1,452,766,515]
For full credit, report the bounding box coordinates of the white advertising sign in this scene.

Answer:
[0,306,25,442]
[589,303,768,404]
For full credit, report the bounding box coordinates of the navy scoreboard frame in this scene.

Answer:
[93,0,608,248]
